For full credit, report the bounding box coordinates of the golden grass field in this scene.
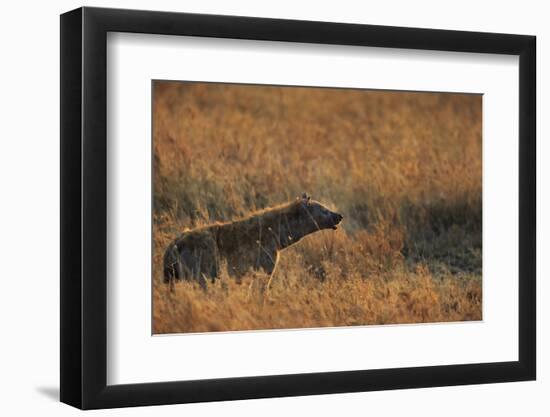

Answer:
[152,81,482,334]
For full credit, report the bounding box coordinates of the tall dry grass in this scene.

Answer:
[152,81,482,334]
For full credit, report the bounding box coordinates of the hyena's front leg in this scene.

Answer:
[259,250,280,293]
[256,246,278,275]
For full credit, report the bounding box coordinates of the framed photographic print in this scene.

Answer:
[60,6,536,409]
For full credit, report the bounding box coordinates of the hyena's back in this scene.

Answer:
[163,228,220,283]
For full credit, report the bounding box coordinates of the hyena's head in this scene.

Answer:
[296,192,343,232]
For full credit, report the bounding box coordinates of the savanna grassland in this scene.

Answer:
[152,81,482,334]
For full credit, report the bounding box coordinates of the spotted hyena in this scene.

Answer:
[163,193,343,285]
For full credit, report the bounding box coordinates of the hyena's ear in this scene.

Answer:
[300,192,311,204]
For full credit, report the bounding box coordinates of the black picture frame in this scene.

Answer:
[60,6,536,410]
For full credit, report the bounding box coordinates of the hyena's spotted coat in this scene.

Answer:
[163,193,343,285]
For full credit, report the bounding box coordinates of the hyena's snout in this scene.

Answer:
[330,212,343,229]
